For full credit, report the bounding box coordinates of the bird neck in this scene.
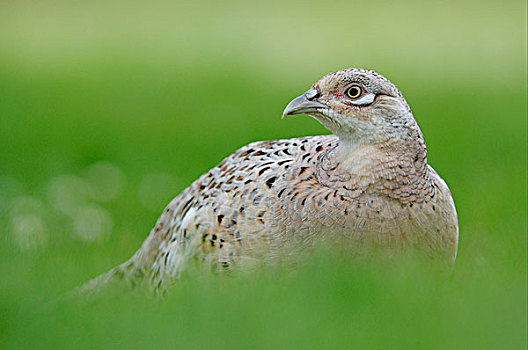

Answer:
[334,130,428,175]
[317,132,431,202]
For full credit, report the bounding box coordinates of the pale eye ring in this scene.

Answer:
[345,85,362,99]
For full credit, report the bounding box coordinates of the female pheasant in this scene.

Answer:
[77,68,458,295]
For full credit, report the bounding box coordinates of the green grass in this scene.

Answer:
[0,0,526,348]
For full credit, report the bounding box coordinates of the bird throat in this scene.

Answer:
[316,136,432,202]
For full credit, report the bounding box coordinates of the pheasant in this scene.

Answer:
[76,68,458,295]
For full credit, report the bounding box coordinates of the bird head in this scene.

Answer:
[283,68,421,146]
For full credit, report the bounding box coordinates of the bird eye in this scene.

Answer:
[345,85,362,99]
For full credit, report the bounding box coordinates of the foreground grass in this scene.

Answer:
[1,244,525,349]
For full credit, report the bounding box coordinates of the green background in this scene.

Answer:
[0,0,526,348]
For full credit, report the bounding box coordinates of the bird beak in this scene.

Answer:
[282,88,328,119]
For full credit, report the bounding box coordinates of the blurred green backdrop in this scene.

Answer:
[0,0,526,348]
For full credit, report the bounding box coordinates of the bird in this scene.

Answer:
[74,68,458,296]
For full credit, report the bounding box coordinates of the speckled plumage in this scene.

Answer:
[76,68,458,295]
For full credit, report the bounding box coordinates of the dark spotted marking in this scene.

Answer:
[253,195,263,205]
[183,198,194,210]
[248,188,258,199]
[259,161,275,167]
[266,176,277,189]
[239,149,254,157]
[217,215,224,224]
[258,167,271,176]
[256,211,265,225]
[277,160,292,166]
[299,167,309,175]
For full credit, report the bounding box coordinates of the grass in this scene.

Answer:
[0,0,526,348]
